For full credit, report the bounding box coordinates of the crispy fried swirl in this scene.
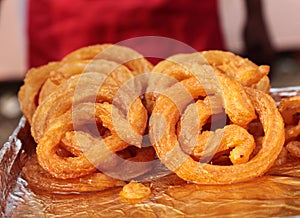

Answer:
[146,51,270,112]
[18,44,153,125]
[149,60,284,184]
[19,44,155,192]
[19,45,286,192]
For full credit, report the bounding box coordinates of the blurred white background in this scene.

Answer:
[219,0,300,53]
[0,0,27,81]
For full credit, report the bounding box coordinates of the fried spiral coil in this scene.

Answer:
[149,61,284,184]
[19,44,155,192]
[18,44,153,125]
[146,51,270,112]
[200,50,270,90]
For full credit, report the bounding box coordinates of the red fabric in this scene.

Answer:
[28,0,224,67]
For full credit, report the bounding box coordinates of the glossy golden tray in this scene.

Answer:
[1,87,300,217]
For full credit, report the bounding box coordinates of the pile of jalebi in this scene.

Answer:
[19,44,155,192]
[148,52,284,184]
[18,44,295,193]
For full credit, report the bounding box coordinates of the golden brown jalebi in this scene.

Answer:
[19,44,154,192]
[18,45,286,193]
[145,51,270,112]
[38,59,135,105]
[18,43,153,125]
[278,96,300,160]
[149,61,284,184]
[31,72,147,145]
[22,155,126,193]
[200,50,270,89]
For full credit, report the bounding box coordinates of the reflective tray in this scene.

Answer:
[1,87,300,217]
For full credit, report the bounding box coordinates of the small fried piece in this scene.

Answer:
[119,181,151,202]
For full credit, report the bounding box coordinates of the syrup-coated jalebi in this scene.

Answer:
[146,51,270,111]
[200,50,270,90]
[18,45,286,192]
[18,44,153,125]
[19,44,154,192]
[149,61,284,184]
